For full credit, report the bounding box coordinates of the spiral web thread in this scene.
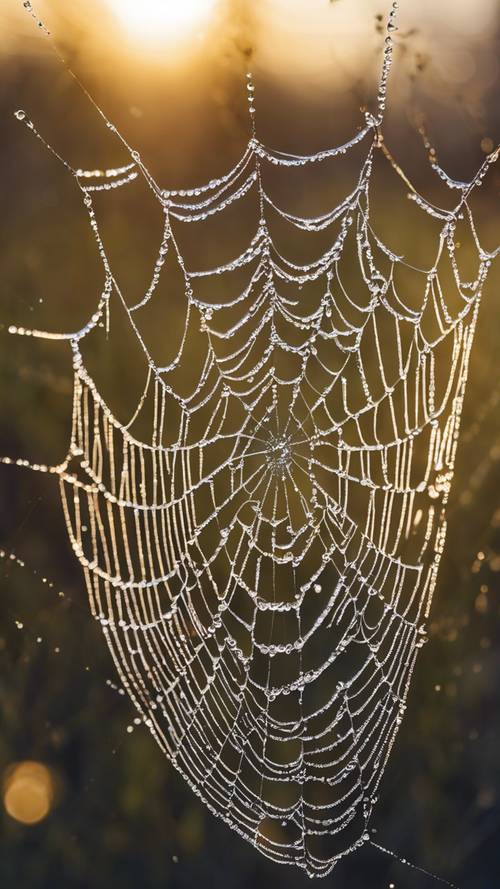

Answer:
[4,1,500,879]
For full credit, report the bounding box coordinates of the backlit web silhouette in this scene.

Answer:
[5,1,500,878]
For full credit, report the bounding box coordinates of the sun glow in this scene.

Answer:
[105,0,218,45]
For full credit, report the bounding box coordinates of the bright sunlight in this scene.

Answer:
[104,0,218,44]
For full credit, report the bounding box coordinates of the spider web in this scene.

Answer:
[4,1,500,879]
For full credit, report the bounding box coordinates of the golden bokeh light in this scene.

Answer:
[3,761,54,825]
[104,0,218,45]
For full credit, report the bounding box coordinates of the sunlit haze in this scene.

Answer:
[0,0,498,87]
[104,0,218,45]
